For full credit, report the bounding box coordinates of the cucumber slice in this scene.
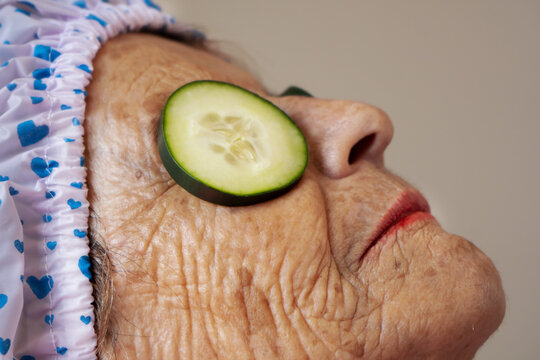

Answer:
[279,85,313,97]
[158,80,308,206]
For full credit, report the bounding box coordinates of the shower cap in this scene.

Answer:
[0,1,203,358]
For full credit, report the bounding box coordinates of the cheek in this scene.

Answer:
[320,164,412,272]
[212,173,330,272]
[135,171,330,288]
[171,172,343,322]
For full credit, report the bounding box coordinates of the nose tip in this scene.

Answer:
[343,103,394,166]
[321,102,393,178]
[273,97,394,179]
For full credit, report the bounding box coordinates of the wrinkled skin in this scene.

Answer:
[85,34,505,359]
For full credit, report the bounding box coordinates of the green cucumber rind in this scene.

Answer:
[279,85,313,98]
[158,80,308,206]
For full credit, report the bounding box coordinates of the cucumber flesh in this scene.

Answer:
[158,80,308,206]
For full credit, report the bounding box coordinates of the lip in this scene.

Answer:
[360,191,431,260]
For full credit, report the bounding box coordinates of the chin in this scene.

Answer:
[359,222,505,359]
[433,234,506,359]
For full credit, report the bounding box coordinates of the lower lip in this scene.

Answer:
[386,211,434,236]
[364,211,435,259]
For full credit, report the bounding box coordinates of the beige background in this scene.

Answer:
[160,0,539,358]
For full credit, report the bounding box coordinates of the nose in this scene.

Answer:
[272,96,394,178]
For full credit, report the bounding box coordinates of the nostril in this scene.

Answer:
[348,133,376,165]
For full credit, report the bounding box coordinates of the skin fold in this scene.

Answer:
[84,33,505,359]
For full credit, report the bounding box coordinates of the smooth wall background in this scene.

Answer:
[160,1,539,358]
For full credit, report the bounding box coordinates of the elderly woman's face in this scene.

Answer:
[85,34,504,359]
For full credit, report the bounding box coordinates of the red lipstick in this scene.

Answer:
[361,191,431,259]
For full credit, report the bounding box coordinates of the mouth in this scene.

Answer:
[360,191,431,260]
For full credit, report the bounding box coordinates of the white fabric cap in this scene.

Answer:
[0,1,202,358]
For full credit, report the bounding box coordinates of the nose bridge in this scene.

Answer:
[273,96,394,179]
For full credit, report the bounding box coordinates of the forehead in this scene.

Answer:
[94,33,266,97]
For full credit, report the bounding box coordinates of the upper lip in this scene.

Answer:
[361,190,431,258]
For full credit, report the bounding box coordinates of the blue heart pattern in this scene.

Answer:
[70,182,83,189]
[74,229,86,238]
[14,239,24,253]
[67,198,81,209]
[0,337,10,355]
[26,275,53,299]
[9,186,18,195]
[56,346,67,355]
[46,241,57,250]
[0,294,7,309]
[72,0,86,9]
[78,255,92,279]
[45,190,56,199]
[77,63,93,73]
[43,214,52,222]
[17,120,49,147]
[33,44,61,62]
[31,96,43,104]
[34,79,46,90]
[0,175,8,181]
[15,7,31,16]
[80,315,91,325]
[45,314,54,325]
[144,0,161,11]
[32,67,52,80]
[31,157,58,178]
